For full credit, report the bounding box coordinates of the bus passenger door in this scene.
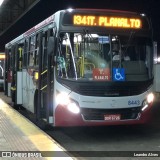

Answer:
[11,44,23,107]
[15,44,23,105]
[27,35,37,113]
[46,29,55,124]
[4,48,11,96]
[36,29,55,124]
[22,39,29,110]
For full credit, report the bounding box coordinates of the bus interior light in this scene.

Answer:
[89,34,99,38]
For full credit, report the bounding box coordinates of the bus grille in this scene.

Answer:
[81,107,141,121]
[77,86,146,97]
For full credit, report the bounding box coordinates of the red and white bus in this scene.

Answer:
[4,8,155,126]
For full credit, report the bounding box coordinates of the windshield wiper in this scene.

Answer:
[123,31,135,55]
[66,33,78,80]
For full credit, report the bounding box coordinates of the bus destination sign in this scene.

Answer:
[73,15,142,29]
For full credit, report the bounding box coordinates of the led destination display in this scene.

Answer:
[73,15,142,29]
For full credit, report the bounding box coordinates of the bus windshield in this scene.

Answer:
[57,32,153,82]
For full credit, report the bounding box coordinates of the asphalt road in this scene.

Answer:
[48,100,160,160]
[1,92,160,160]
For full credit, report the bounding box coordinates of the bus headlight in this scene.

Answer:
[56,92,80,114]
[141,93,154,111]
[67,102,80,114]
[56,92,70,105]
[147,92,154,103]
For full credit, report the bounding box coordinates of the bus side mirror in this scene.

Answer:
[47,37,55,56]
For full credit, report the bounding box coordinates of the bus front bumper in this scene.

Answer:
[55,104,153,127]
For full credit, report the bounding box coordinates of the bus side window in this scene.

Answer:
[28,36,35,66]
[11,46,16,71]
[42,31,48,70]
[23,39,28,68]
[18,45,24,71]
[34,34,39,66]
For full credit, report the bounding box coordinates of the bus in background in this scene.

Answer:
[4,8,155,126]
[0,53,5,90]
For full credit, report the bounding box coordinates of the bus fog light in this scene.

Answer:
[67,102,80,114]
[141,100,148,111]
[147,93,154,103]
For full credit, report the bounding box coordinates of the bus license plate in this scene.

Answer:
[104,114,121,121]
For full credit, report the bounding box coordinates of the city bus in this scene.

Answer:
[0,53,5,90]
[4,8,155,126]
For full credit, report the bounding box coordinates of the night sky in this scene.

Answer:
[0,0,159,52]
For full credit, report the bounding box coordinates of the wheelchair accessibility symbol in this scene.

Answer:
[113,68,125,81]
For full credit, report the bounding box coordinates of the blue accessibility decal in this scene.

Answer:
[113,68,125,81]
